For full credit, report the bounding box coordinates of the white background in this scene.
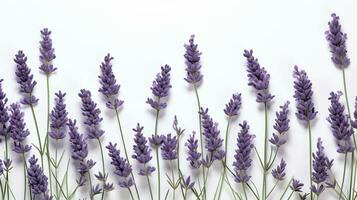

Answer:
[1,0,357,199]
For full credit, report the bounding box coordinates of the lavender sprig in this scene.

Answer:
[269,101,290,147]
[27,155,51,197]
[39,28,57,74]
[49,91,68,140]
[184,35,203,85]
[9,103,31,154]
[0,79,9,139]
[185,131,201,168]
[271,159,287,181]
[146,65,172,110]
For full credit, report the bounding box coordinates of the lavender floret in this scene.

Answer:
[185,131,201,168]
[184,35,203,84]
[39,28,57,74]
[27,155,49,195]
[0,79,9,137]
[352,97,357,129]
[161,134,177,160]
[325,13,350,67]
[290,179,304,192]
[293,66,318,121]
[9,103,31,153]
[98,54,124,110]
[14,51,38,105]
[233,121,255,183]
[327,91,354,153]
[79,89,104,139]
[224,93,242,117]
[269,101,290,147]
[243,49,274,103]
[146,65,172,110]
[49,91,68,140]
[271,159,287,181]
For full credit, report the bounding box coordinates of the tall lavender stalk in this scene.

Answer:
[146,64,171,200]
[293,65,318,200]
[14,51,43,169]
[39,28,57,196]
[244,49,273,200]
[325,13,356,199]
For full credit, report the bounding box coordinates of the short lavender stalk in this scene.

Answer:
[97,138,106,200]
[308,121,313,200]
[154,107,161,200]
[29,104,44,168]
[22,153,27,200]
[217,117,231,199]
[339,153,347,199]
[261,103,268,200]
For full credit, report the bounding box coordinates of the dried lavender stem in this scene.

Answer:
[338,152,347,200]
[4,136,10,200]
[286,191,294,200]
[45,74,53,196]
[97,139,106,200]
[145,168,154,200]
[217,117,231,199]
[55,139,59,198]
[154,101,161,200]
[22,153,27,200]
[308,121,313,200]
[115,109,140,200]
[29,103,44,168]
[261,103,268,200]
[170,160,176,200]
[128,188,135,200]
[242,182,248,200]
[279,177,292,200]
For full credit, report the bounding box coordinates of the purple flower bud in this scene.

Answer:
[0,79,9,138]
[185,131,201,168]
[149,134,165,147]
[290,179,304,192]
[132,123,155,176]
[269,101,290,147]
[67,119,88,161]
[107,142,133,188]
[79,89,104,139]
[27,155,49,195]
[243,50,274,103]
[14,51,39,105]
[9,103,31,153]
[271,159,286,181]
[233,121,255,183]
[98,54,124,110]
[39,28,57,74]
[327,91,354,153]
[184,35,203,84]
[146,65,172,110]
[224,93,242,117]
[161,134,177,160]
[325,13,350,67]
[181,176,195,190]
[200,107,225,162]
[352,97,357,129]
[49,91,68,140]
[293,66,317,121]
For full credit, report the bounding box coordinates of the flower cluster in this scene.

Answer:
[49,91,68,140]
[224,93,242,117]
[27,155,50,197]
[146,65,172,110]
[39,28,57,74]
[269,101,290,147]
[9,103,31,153]
[184,35,203,84]
[185,131,201,168]
[0,79,9,138]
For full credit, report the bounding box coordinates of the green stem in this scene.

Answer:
[128,188,135,200]
[154,106,161,200]
[339,153,348,200]
[279,177,292,200]
[193,83,206,200]
[97,139,106,200]
[22,154,27,200]
[115,109,140,200]
[5,136,10,200]
[242,183,248,200]
[170,161,176,200]
[55,139,59,198]
[146,172,154,200]
[88,171,94,200]
[217,117,231,199]
[286,191,294,200]
[261,103,268,200]
[266,181,279,198]
[29,103,43,168]
[308,121,313,200]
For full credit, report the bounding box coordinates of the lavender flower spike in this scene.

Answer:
[224,93,242,117]
[146,65,172,110]
[14,51,39,105]
[27,155,49,195]
[311,138,331,196]
[271,159,287,181]
[98,54,124,110]
[352,97,357,129]
[161,134,178,160]
[243,49,274,103]
[9,103,31,153]
[327,91,354,153]
[39,28,57,74]
[0,79,9,137]
[132,123,155,176]
[185,131,202,168]
[107,142,133,188]
[79,89,104,139]
[269,101,290,147]
[293,66,318,121]
[49,91,68,140]
[290,179,304,192]
[233,121,255,183]
[325,13,350,68]
[199,107,225,162]
[67,119,88,161]
[184,35,203,84]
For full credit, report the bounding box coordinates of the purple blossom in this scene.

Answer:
[49,91,68,140]
[9,103,31,153]
[161,134,177,160]
[224,93,242,117]
[79,89,104,139]
[0,79,9,137]
[243,49,274,103]
[293,66,317,122]
[185,131,201,168]
[27,155,49,195]
[149,134,165,147]
[184,35,203,84]
[14,51,39,105]
[269,101,290,147]
[325,13,350,67]
[107,142,133,188]
[271,159,286,181]
[290,179,304,192]
[200,107,225,162]
[352,97,357,129]
[67,119,88,161]
[311,138,331,196]
[132,123,155,176]
[233,121,255,183]
[146,65,172,110]
[327,91,354,153]
[39,28,57,74]
[98,54,124,110]
[181,176,195,190]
